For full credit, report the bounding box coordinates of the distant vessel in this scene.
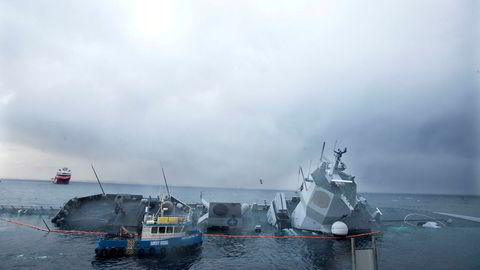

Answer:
[52,167,71,184]
[267,146,381,235]
[95,194,203,258]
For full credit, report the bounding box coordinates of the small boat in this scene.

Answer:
[52,167,71,184]
[95,194,203,258]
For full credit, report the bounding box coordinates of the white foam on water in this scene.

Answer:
[422,221,441,229]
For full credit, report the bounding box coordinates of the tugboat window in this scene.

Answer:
[167,227,173,233]
[159,226,166,234]
[151,227,158,234]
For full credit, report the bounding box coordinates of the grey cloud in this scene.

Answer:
[0,0,478,194]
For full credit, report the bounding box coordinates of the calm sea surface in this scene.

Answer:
[1,180,479,269]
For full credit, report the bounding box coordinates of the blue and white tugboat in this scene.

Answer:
[95,194,203,258]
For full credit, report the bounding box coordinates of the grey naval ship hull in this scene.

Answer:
[52,194,147,233]
[49,193,480,235]
[50,193,269,233]
[51,193,207,233]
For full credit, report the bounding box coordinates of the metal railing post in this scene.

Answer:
[373,236,378,270]
[351,238,356,270]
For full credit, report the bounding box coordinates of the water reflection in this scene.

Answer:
[91,247,202,270]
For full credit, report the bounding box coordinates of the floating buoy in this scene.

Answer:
[331,221,348,236]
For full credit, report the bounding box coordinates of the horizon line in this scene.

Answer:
[2,178,479,196]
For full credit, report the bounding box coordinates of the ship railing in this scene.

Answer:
[0,204,60,215]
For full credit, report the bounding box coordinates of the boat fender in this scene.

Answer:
[108,248,117,257]
[159,247,167,257]
[99,248,107,257]
[149,247,156,256]
[117,248,125,257]
[227,218,238,226]
[137,248,145,257]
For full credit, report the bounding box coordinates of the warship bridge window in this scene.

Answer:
[151,227,158,234]
[159,226,166,234]
[167,227,173,234]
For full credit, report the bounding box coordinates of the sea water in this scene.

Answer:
[1,180,479,269]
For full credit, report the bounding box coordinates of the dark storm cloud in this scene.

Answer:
[0,0,478,194]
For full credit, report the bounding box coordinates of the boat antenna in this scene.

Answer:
[299,167,308,191]
[320,141,326,161]
[90,162,106,196]
[161,168,171,197]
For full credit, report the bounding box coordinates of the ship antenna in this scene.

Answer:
[299,167,308,191]
[320,141,326,162]
[90,162,106,196]
[161,168,171,197]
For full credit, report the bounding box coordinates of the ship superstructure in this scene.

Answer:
[268,147,381,235]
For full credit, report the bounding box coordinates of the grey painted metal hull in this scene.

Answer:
[51,194,146,233]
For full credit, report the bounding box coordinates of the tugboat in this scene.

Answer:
[52,167,71,184]
[95,194,203,258]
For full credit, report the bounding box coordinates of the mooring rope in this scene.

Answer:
[0,217,383,239]
[403,213,447,227]
[205,231,383,240]
[0,217,106,236]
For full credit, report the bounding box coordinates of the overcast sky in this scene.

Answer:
[0,0,478,194]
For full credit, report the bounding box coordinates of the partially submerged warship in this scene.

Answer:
[50,146,381,236]
[267,147,381,235]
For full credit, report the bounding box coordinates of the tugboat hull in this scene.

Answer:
[95,231,203,258]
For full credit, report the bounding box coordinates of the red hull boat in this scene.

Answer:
[52,167,71,184]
